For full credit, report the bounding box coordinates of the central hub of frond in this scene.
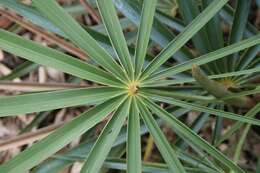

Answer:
[219,78,236,89]
[127,81,140,96]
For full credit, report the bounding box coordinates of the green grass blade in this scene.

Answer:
[0,87,125,116]
[142,98,245,173]
[134,0,157,77]
[139,0,228,81]
[80,97,131,173]
[0,95,126,173]
[127,97,142,173]
[145,93,260,126]
[147,35,260,81]
[96,0,134,79]
[138,98,186,173]
[33,0,128,83]
[0,29,122,87]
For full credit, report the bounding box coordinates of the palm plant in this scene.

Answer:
[0,0,259,173]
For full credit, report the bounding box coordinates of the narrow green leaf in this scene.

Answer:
[80,97,131,173]
[127,97,142,173]
[237,45,260,70]
[33,109,215,173]
[140,88,214,102]
[176,110,212,149]
[146,35,260,82]
[0,0,64,37]
[97,0,134,79]
[228,0,251,70]
[222,87,260,100]
[113,0,194,63]
[139,0,228,81]
[134,0,157,77]
[0,95,126,173]
[202,0,225,73]
[202,0,224,51]
[0,29,122,87]
[0,0,134,61]
[142,98,245,173]
[103,158,217,173]
[145,93,260,126]
[138,97,186,173]
[142,66,260,87]
[0,61,38,81]
[176,0,211,54]
[155,10,185,34]
[33,0,128,83]
[216,103,260,146]
[0,87,125,116]
[232,123,251,165]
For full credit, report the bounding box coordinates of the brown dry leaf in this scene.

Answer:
[0,63,11,76]
[0,49,3,61]
[38,66,47,83]
[54,109,67,124]
[19,0,31,5]
[70,162,83,173]
[0,16,12,29]
[0,121,11,138]
[46,67,65,82]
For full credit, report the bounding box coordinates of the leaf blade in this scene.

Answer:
[33,0,128,82]
[0,29,123,87]
[138,98,186,173]
[139,0,228,80]
[0,87,125,116]
[0,95,126,173]
[145,93,260,126]
[127,97,142,173]
[134,0,157,77]
[80,97,131,173]
[142,98,245,173]
[147,35,260,81]
[96,0,134,79]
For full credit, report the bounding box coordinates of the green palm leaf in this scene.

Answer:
[127,97,142,173]
[80,97,131,173]
[0,95,126,173]
[138,97,186,173]
[134,0,157,77]
[97,0,134,79]
[146,35,260,82]
[0,29,123,87]
[142,98,245,173]
[139,0,228,80]
[33,0,128,83]
[145,93,260,126]
[0,87,125,116]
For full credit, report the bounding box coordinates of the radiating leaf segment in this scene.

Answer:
[0,0,259,173]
